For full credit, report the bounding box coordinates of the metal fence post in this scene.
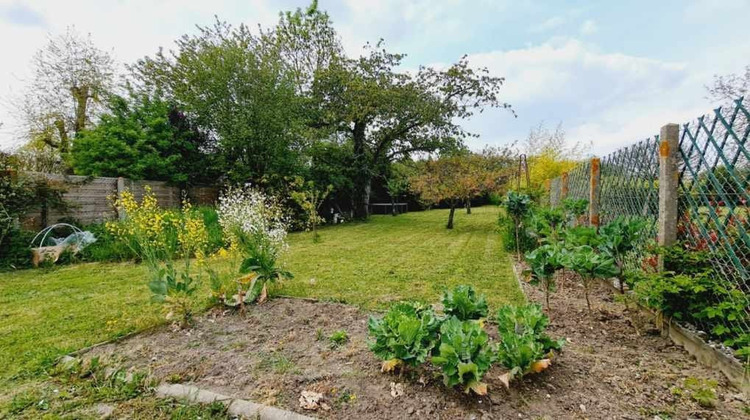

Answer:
[589,157,601,228]
[657,124,680,269]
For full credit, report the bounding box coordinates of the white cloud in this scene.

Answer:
[459,38,721,155]
[529,16,565,33]
[579,19,597,36]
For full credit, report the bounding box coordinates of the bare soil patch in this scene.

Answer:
[86,271,748,419]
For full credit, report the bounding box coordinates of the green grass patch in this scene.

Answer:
[0,206,521,395]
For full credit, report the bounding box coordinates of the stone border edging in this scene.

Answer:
[156,383,314,420]
[599,277,749,394]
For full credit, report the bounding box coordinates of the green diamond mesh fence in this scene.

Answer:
[677,98,750,339]
[546,97,750,346]
[566,160,590,202]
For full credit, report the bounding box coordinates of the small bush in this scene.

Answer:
[431,317,495,395]
[78,223,137,262]
[442,285,488,321]
[0,228,34,271]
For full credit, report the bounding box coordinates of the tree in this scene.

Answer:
[71,93,217,184]
[130,20,304,188]
[410,153,508,229]
[17,27,115,157]
[290,176,332,242]
[708,65,749,105]
[523,122,586,189]
[311,44,512,218]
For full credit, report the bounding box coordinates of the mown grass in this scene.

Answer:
[0,206,521,397]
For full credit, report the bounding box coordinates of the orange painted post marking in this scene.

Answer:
[589,157,601,227]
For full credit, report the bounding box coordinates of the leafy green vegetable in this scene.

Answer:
[495,304,564,386]
[367,302,441,372]
[496,303,564,353]
[564,226,601,248]
[442,285,489,321]
[431,317,495,395]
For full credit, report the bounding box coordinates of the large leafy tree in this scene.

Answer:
[71,94,216,184]
[311,45,512,218]
[130,20,304,188]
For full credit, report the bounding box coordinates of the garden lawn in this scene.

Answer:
[0,206,522,394]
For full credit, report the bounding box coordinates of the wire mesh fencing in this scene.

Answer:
[677,97,750,341]
[566,160,590,202]
[545,97,750,352]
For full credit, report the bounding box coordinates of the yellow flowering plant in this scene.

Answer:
[108,187,210,327]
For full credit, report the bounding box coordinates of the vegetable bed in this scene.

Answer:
[75,284,748,419]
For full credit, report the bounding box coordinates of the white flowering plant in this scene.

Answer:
[217,186,292,309]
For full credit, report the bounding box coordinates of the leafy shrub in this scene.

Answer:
[367,301,441,372]
[502,191,533,257]
[431,317,495,395]
[0,227,35,271]
[656,242,714,275]
[599,216,647,293]
[498,214,536,255]
[442,285,488,321]
[561,198,588,226]
[633,270,750,358]
[563,245,618,311]
[196,206,225,255]
[495,304,564,386]
[78,223,137,262]
[524,242,566,309]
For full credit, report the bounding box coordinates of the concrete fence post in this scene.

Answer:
[560,172,569,200]
[589,157,601,228]
[657,123,680,269]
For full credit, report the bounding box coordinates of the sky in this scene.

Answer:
[1,0,749,156]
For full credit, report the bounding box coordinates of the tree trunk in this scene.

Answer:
[391,196,396,216]
[466,200,472,214]
[352,121,371,220]
[71,85,89,135]
[446,203,456,229]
